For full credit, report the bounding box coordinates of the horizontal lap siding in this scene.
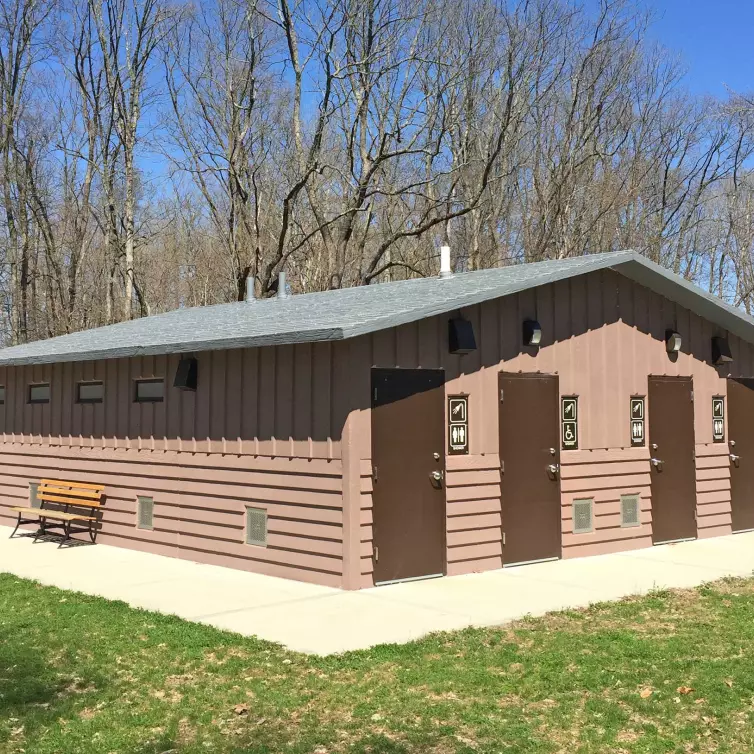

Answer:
[559,447,653,557]
[445,455,502,576]
[0,444,344,587]
[695,443,732,538]
[359,461,374,587]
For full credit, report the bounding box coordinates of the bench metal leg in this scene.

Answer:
[10,512,44,539]
[58,520,71,549]
[10,511,22,538]
[33,516,47,543]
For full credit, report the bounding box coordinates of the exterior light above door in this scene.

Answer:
[711,336,733,365]
[523,319,542,346]
[665,330,682,353]
[448,318,476,355]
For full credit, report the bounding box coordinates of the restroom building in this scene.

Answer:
[0,249,752,589]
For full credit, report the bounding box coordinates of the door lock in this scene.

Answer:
[429,470,444,489]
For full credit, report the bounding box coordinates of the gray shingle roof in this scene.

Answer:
[1,250,752,366]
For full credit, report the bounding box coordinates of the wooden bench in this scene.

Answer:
[10,479,105,548]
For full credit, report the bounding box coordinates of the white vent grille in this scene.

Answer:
[572,499,593,534]
[29,482,40,509]
[137,496,154,530]
[245,507,267,547]
[621,494,640,527]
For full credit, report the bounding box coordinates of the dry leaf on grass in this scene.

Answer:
[639,687,653,699]
[677,686,694,695]
[233,703,249,716]
[724,679,734,687]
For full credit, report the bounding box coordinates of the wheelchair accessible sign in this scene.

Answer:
[561,397,578,450]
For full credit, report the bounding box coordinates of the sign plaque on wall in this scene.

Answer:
[561,396,578,450]
[448,395,469,455]
[712,396,725,443]
[630,397,645,447]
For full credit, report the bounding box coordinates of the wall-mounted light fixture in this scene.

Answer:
[523,319,542,347]
[665,330,682,354]
[711,336,733,365]
[174,356,198,391]
[448,317,476,355]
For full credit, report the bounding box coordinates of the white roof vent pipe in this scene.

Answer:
[245,275,255,302]
[277,271,289,299]
[439,245,453,279]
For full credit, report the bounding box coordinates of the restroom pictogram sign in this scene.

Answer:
[712,396,725,442]
[448,395,469,455]
[630,397,645,446]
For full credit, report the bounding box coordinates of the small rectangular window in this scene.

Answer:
[77,381,104,404]
[28,383,50,404]
[137,496,154,530]
[0,385,5,404]
[134,378,164,403]
[245,506,268,547]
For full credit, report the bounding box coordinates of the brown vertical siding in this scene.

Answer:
[0,344,349,458]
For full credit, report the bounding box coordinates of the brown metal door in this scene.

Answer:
[647,376,697,543]
[727,378,754,532]
[371,368,446,584]
[498,372,561,565]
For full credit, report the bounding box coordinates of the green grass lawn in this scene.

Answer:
[2,574,754,753]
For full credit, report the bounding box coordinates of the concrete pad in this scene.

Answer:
[201,592,471,654]
[1,524,753,655]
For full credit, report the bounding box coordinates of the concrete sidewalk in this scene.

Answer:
[1,525,753,655]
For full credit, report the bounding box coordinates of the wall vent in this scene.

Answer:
[137,496,154,530]
[245,506,267,547]
[29,482,40,509]
[621,494,641,527]
[572,499,593,534]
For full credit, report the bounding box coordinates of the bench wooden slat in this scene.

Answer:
[40,479,104,492]
[37,484,102,500]
[37,493,101,508]
[11,506,95,522]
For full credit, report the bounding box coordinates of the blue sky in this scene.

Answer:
[649,0,754,96]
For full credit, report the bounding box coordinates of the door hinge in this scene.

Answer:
[374,546,379,562]
[499,388,504,402]
[690,390,694,402]
[372,466,378,483]
[500,460,504,474]
[502,532,506,546]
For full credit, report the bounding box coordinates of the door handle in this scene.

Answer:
[547,463,560,479]
[429,470,444,489]
[651,457,664,471]
[730,453,740,467]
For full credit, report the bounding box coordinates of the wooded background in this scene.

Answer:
[1,0,753,345]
